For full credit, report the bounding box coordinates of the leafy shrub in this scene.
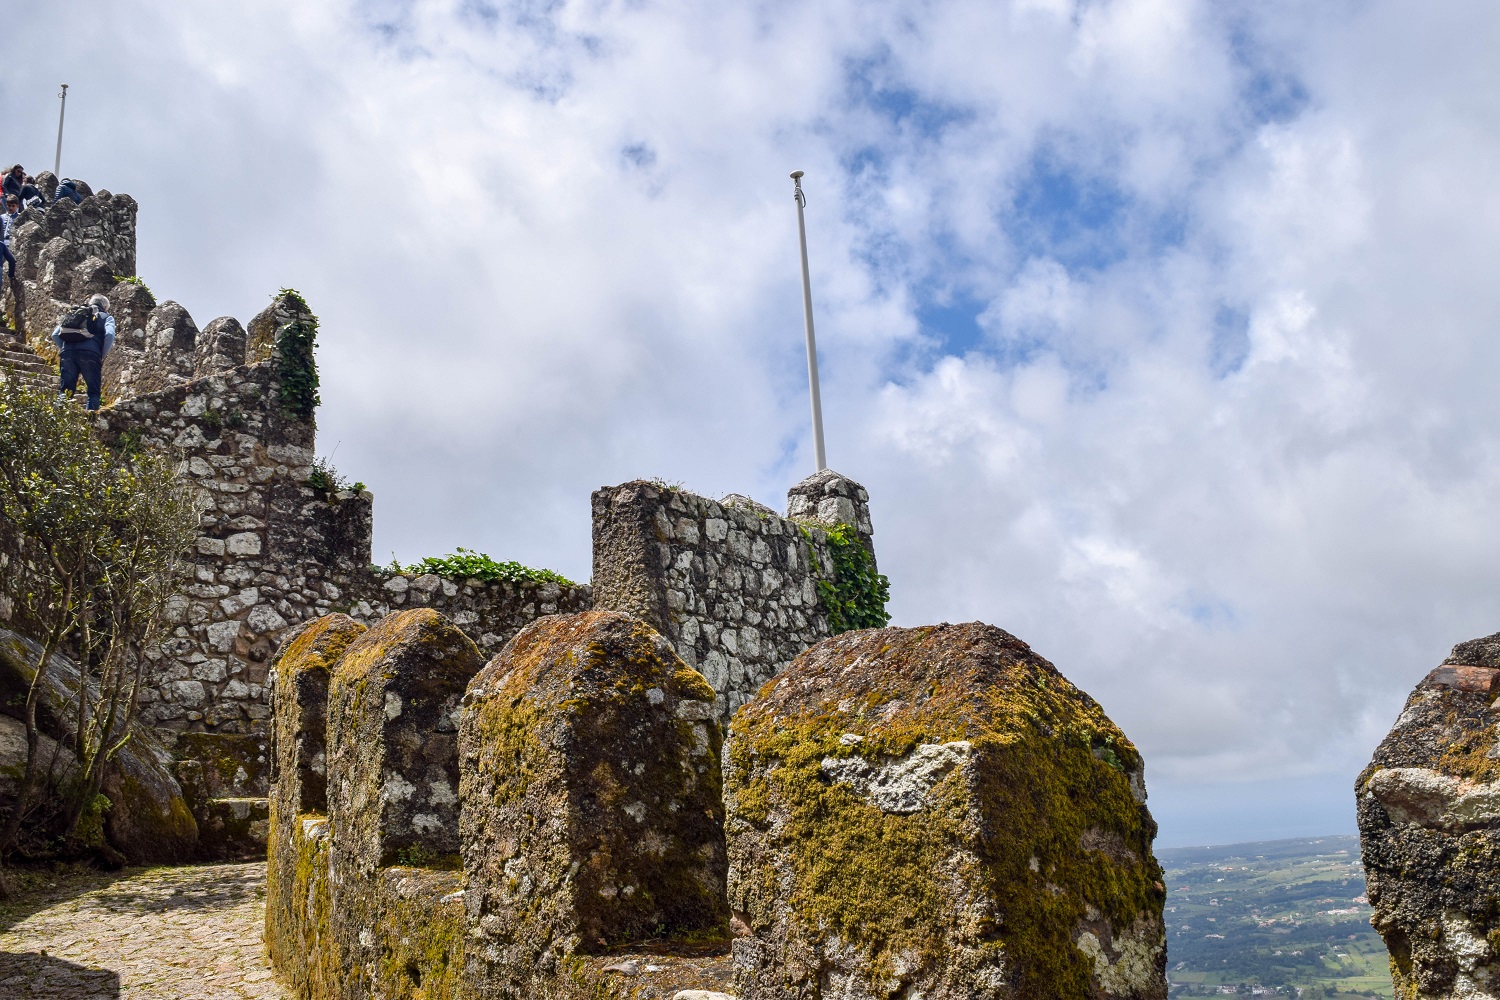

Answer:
[394,547,576,587]
[306,456,364,494]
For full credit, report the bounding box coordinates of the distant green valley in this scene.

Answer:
[1161,835,1390,998]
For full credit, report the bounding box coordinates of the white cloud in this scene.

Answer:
[5,0,1500,845]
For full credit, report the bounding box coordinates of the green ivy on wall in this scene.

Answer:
[275,289,320,420]
[800,522,891,635]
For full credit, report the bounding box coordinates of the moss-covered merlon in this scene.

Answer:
[265,613,366,985]
[458,610,729,997]
[269,615,366,818]
[1356,633,1500,999]
[326,608,485,997]
[725,622,1167,1000]
[328,608,483,873]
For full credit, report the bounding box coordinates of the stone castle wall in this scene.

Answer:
[3,184,137,342]
[91,357,592,731]
[266,609,1166,1000]
[0,179,878,741]
[591,472,874,719]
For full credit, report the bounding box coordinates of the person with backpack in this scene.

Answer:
[3,166,46,209]
[51,294,115,410]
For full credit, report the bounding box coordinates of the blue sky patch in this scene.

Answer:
[1008,151,1131,272]
[1210,305,1251,377]
[915,290,990,357]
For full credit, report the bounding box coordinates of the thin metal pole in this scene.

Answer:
[790,170,827,472]
[54,84,69,178]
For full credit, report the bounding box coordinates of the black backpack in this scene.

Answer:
[57,303,96,344]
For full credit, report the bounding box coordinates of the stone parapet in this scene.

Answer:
[590,471,877,720]
[459,611,727,996]
[725,622,1167,1000]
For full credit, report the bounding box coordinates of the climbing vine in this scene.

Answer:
[275,288,320,420]
[799,522,891,635]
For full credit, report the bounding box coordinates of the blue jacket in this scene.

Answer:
[52,310,116,358]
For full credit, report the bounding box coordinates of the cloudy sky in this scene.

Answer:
[6,0,1500,846]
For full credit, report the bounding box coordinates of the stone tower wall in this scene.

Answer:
[591,473,876,719]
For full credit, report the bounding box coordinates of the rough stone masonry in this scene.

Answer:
[1358,632,1500,999]
[0,176,890,872]
[267,608,1168,999]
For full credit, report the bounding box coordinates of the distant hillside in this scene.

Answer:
[1160,835,1390,998]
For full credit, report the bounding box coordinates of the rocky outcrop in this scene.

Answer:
[459,611,728,996]
[1357,634,1500,999]
[724,622,1167,1000]
[0,627,198,864]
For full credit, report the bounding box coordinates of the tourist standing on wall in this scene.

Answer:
[3,166,46,209]
[0,195,16,286]
[51,294,115,411]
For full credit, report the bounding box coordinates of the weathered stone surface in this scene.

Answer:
[591,473,877,720]
[725,622,1166,1000]
[458,610,728,996]
[328,608,482,872]
[196,315,249,377]
[247,292,300,366]
[785,468,876,568]
[1357,633,1500,998]
[265,614,367,988]
[0,627,199,864]
[326,608,484,997]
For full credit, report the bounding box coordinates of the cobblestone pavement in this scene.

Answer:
[0,862,286,999]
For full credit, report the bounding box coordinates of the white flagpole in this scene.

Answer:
[790,171,828,472]
[54,84,69,178]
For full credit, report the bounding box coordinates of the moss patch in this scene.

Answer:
[729,623,1164,996]
[377,867,470,1000]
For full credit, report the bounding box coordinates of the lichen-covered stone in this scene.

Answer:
[725,622,1166,1000]
[1357,633,1500,999]
[266,614,367,986]
[195,315,248,377]
[590,475,875,720]
[326,607,484,997]
[458,610,728,997]
[376,866,470,1000]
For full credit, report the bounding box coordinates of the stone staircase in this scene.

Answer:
[0,338,56,395]
[171,733,272,860]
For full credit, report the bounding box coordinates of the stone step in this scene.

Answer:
[199,796,270,860]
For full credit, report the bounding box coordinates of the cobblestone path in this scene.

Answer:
[0,862,286,999]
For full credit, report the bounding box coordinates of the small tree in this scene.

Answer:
[0,378,199,883]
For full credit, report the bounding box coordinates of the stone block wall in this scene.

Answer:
[3,188,137,344]
[268,608,735,1000]
[267,610,1166,999]
[350,572,593,660]
[92,361,341,730]
[591,472,876,719]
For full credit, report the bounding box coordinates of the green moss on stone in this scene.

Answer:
[729,624,1163,995]
[377,867,470,1000]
